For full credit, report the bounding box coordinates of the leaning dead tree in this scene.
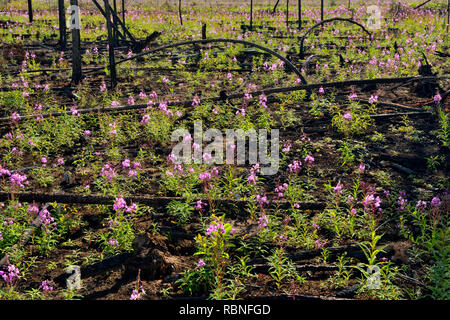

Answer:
[68,0,137,87]
[272,0,280,13]
[414,0,433,10]
[14,0,157,87]
[178,0,183,26]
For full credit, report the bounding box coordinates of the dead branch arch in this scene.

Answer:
[115,38,307,84]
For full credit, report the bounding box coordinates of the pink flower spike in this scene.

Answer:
[122,159,131,169]
[197,259,206,267]
[434,94,442,104]
[369,95,378,104]
[359,163,365,172]
[304,154,315,165]
[349,92,358,100]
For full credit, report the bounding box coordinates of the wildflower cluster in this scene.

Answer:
[274,183,289,199]
[0,265,20,285]
[121,159,141,178]
[39,208,57,234]
[194,200,207,212]
[113,197,137,215]
[258,214,269,231]
[10,173,29,189]
[193,215,236,297]
[247,163,260,185]
[130,287,145,300]
[101,197,138,255]
[40,280,54,292]
[100,163,117,182]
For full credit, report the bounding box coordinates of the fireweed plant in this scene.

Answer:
[398,195,449,299]
[0,201,86,299]
[98,197,139,256]
[0,264,21,299]
[331,98,375,167]
[266,247,305,289]
[177,215,239,299]
[324,254,353,290]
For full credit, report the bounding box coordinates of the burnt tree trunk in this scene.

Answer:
[272,0,280,14]
[250,0,253,30]
[104,0,117,88]
[178,0,183,26]
[202,23,207,39]
[113,0,118,45]
[58,0,67,49]
[298,0,302,29]
[122,0,126,34]
[286,0,289,27]
[321,0,324,21]
[27,0,33,23]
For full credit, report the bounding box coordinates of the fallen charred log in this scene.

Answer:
[0,191,328,211]
[0,76,444,124]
